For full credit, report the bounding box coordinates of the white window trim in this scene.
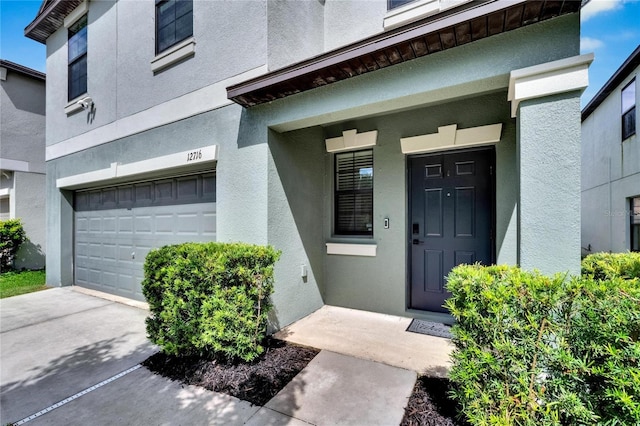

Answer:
[64,0,88,28]
[151,37,196,73]
[326,243,377,257]
[64,96,85,115]
[384,0,471,30]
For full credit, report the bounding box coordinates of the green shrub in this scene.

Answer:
[581,252,640,280]
[446,263,640,426]
[142,242,281,362]
[0,219,26,271]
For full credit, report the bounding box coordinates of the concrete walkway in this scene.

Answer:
[275,305,454,377]
[1,288,419,425]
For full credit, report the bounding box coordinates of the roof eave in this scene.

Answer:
[0,59,46,80]
[227,0,582,108]
[24,0,83,44]
[582,44,640,122]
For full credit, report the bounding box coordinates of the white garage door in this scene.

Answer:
[74,172,216,301]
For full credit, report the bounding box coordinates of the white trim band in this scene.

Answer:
[56,145,217,189]
[0,158,46,174]
[46,64,269,161]
[508,53,594,118]
[400,123,502,154]
[326,243,377,257]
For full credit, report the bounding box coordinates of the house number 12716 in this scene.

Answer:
[187,150,202,162]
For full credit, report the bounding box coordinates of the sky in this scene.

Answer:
[0,0,639,107]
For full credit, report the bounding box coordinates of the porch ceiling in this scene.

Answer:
[227,0,581,108]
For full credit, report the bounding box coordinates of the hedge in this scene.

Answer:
[142,242,281,362]
[581,251,640,280]
[445,254,640,425]
[0,219,26,271]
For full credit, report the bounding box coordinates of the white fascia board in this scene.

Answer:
[64,1,87,28]
[56,145,217,189]
[508,53,594,118]
[400,123,502,154]
[0,158,30,172]
[325,129,378,153]
[326,243,377,257]
[46,64,268,161]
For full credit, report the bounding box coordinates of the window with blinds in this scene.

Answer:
[335,150,373,236]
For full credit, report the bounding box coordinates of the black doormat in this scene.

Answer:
[406,319,453,339]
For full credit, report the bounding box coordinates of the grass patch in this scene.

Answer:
[0,270,48,298]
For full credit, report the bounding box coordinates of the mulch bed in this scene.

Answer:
[142,337,319,406]
[401,376,469,426]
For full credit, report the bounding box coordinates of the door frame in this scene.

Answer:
[405,146,496,313]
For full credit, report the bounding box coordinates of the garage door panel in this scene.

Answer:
[74,173,216,301]
[103,217,117,233]
[134,215,153,234]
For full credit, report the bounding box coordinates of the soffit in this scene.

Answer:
[227,0,582,108]
[24,0,83,44]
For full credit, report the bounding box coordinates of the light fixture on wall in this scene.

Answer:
[76,96,93,109]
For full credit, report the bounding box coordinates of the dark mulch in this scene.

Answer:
[401,376,469,426]
[142,338,319,406]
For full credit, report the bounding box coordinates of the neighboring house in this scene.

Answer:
[582,45,640,254]
[26,0,590,327]
[0,59,46,270]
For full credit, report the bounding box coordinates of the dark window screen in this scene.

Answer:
[335,150,373,236]
[156,0,193,54]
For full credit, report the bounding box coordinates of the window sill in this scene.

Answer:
[326,243,377,257]
[151,37,196,73]
[64,95,87,115]
[384,0,471,30]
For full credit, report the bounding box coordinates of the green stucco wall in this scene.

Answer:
[518,92,582,275]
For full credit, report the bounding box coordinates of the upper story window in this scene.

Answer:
[335,150,374,236]
[622,79,636,140]
[388,0,416,9]
[631,196,640,252]
[156,0,193,54]
[68,15,87,101]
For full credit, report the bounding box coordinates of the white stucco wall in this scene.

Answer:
[582,66,639,253]
[0,64,46,269]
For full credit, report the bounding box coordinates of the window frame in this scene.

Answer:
[334,149,374,237]
[631,196,640,252]
[155,0,193,55]
[387,0,417,9]
[67,14,88,102]
[622,78,636,140]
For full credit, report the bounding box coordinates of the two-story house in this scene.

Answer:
[0,59,46,270]
[26,0,590,328]
[582,45,639,254]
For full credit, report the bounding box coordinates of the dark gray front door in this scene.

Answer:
[409,148,493,312]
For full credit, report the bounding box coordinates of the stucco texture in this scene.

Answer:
[581,69,639,253]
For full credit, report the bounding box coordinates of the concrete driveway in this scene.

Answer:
[0,288,260,425]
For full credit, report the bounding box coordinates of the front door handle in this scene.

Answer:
[412,239,423,245]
